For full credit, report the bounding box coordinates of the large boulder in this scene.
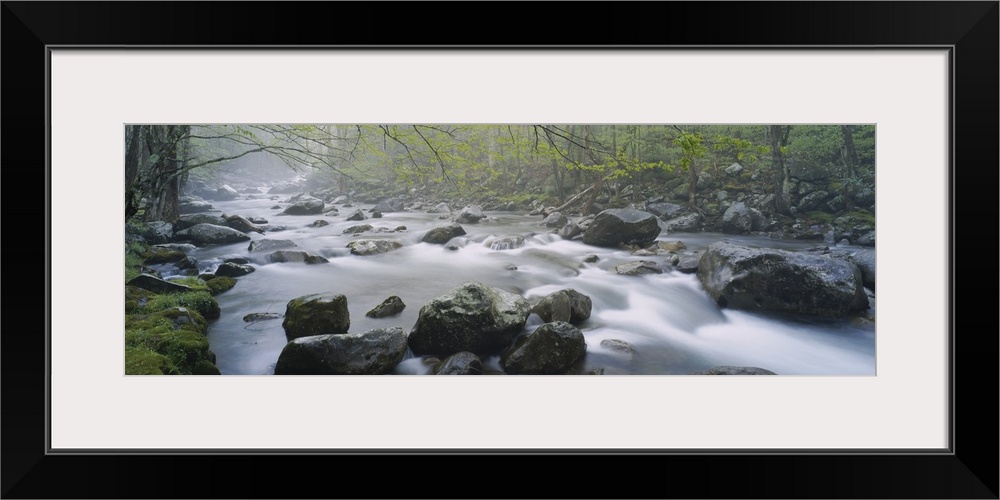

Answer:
[421,223,466,244]
[212,185,240,201]
[176,223,251,245]
[282,196,325,215]
[426,202,451,214]
[663,212,703,232]
[846,249,876,290]
[345,209,367,221]
[720,202,765,234]
[248,239,298,253]
[540,212,568,228]
[282,293,350,340]
[126,221,173,245]
[697,242,868,317]
[615,260,663,276]
[500,321,587,375]
[797,190,830,212]
[373,199,404,213]
[273,327,408,375]
[856,231,876,247]
[178,198,215,214]
[347,239,403,256]
[126,274,192,294]
[455,205,485,224]
[433,351,483,375]
[215,262,255,277]
[409,282,531,356]
[266,250,329,264]
[582,209,661,247]
[222,214,265,234]
[175,214,225,231]
[789,161,833,182]
[530,289,592,325]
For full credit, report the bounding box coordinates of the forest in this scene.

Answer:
[124,124,876,376]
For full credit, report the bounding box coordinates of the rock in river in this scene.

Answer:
[409,282,531,357]
[274,327,408,375]
[347,239,403,256]
[176,223,252,245]
[500,321,587,375]
[421,223,466,244]
[433,351,483,375]
[282,196,325,215]
[697,242,868,317]
[282,292,350,340]
[582,208,661,247]
[366,296,406,318]
[266,250,329,264]
[530,289,592,325]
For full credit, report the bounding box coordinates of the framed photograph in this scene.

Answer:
[6,2,996,498]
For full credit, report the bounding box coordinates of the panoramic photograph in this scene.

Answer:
[123,124,876,376]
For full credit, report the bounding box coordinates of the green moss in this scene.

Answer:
[125,308,217,375]
[142,291,220,320]
[844,210,876,225]
[125,241,149,283]
[125,286,159,314]
[204,276,237,295]
[827,180,844,191]
[125,347,177,375]
[191,360,222,375]
[805,211,835,224]
[142,247,187,264]
[171,276,210,292]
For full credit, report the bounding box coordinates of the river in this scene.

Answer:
[174,193,875,375]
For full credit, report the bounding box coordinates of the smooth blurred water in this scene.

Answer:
[174,192,875,375]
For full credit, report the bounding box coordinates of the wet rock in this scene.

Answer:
[274,327,408,375]
[212,185,240,201]
[309,219,329,228]
[366,296,406,318]
[676,257,700,274]
[282,292,350,340]
[421,223,466,244]
[500,321,587,375]
[243,312,283,323]
[215,262,255,277]
[266,250,329,264]
[371,211,382,218]
[176,223,252,245]
[486,236,526,251]
[797,190,830,212]
[530,289,592,325]
[582,209,661,247]
[662,212,703,232]
[426,202,451,214]
[657,241,687,253]
[721,202,765,234]
[222,214,265,234]
[583,254,600,263]
[248,239,298,253]
[615,260,662,276]
[331,195,349,204]
[346,239,403,256]
[282,196,325,215]
[223,257,250,265]
[128,221,174,244]
[179,198,215,214]
[409,282,531,356]
[433,351,483,375]
[845,249,876,290]
[600,339,636,356]
[646,202,683,219]
[343,224,374,234]
[126,274,191,294]
[455,205,486,224]
[345,209,367,221]
[557,222,583,240]
[692,366,777,375]
[856,231,876,247]
[541,211,568,228]
[697,242,868,317]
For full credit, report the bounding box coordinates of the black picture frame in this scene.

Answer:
[4,2,997,498]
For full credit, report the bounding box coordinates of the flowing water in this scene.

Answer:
[170,193,875,376]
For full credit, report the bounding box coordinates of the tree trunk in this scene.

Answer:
[770,125,792,215]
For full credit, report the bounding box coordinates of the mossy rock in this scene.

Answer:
[805,211,835,224]
[844,210,876,225]
[204,276,237,295]
[135,291,221,321]
[125,309,218,375]
[191,359,222,375]
[125,286,159,314]
[142,247,187,264]
[125,346,177,375]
